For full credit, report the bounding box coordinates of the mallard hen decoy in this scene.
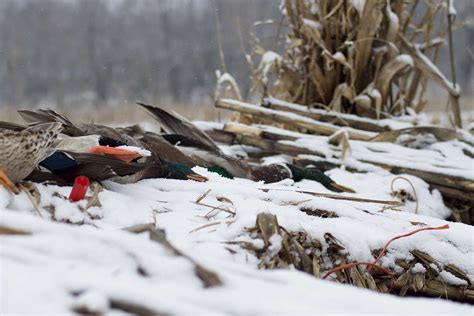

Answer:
[0,122,62,193]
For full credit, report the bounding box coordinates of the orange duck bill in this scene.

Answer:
[88,146,141,163]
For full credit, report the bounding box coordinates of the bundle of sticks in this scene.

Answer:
[210,97,473,224]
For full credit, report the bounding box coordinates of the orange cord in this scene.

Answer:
[322,224,450,279]
[322,262,394,279]
[370,224,449,271]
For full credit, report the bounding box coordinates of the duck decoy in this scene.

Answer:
[18,108,208,183]
[137,103,220,152]
[138,102,250,178]
[286,163,354,193]
[0,122,62,193]
[138,103,355,192]
[0,120,149,186]
[28,150,150,185]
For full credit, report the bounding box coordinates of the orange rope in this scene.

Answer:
[323,224,450,279]
[370,224,449,271]
[322,262,394,279]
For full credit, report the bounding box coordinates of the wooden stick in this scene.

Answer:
[224,121,298,141]
[262,97,391,132]
[231,131,325,157]
[215,98,375,141]
[258,188,403,206]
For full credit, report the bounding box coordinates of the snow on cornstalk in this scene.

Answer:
[215,71,242,101]
[448,0,457,16]
[236,0,463,126]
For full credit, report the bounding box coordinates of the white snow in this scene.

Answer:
[117,145,151,157]
[246,122,474,181]
[268,234,283,257]
[302,18,322,31]
[265,97,415,130]
[414,45,460,97]
[258,51,282,84]
[411,263,427,274]
[287,135,473,180]
[397,54,414,67]
[218,144,261,159]
[396,133,438,149]
[1,165,473,314]
[448,0,457,16]
[223,98,377,139]
[215,71,242,100]
[350,0,366,15]
[438,271,468,287]
[194,121,225,131]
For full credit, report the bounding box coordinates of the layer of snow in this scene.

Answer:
[258,51,282,84]
[215,71,242,100]
[1,166,473,314]
[412,263,427,274]
[117,145,151,157]
[448,0,457,16]
[223,98,377,138]
[302,18,322,31]
[350,0,366,15]
[397,54,414,67]
[243,121,473,181]
[194,121,225,131]
[218,144,262,159]
[265,97,415,130]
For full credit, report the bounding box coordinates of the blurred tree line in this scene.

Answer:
[0,0,279,107]
[0,0,471,108]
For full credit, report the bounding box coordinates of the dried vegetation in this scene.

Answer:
[241,213,473,303]
[248,0,462,124]
[213,0,474,304]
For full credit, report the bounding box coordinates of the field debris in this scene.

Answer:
[206,0,474,306]
[242,212,473,302]
[212,1,473,219]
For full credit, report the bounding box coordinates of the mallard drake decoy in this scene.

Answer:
[137,102,220,152]
[0,122,62,193]
[286,163,354,193]
[138,102,250,178]
[28,151,149,185]
[18,108,208,183]
[0,120,149,186]
[138,103,355,192]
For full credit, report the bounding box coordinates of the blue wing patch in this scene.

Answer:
[40,151,77,172]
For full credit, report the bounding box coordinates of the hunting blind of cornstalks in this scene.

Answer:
[1,0,474,314]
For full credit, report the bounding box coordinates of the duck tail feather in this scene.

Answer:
[137,102,221,153]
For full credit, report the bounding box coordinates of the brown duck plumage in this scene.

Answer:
[0,122,62,183]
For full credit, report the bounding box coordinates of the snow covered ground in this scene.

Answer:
[1,167,473,315]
